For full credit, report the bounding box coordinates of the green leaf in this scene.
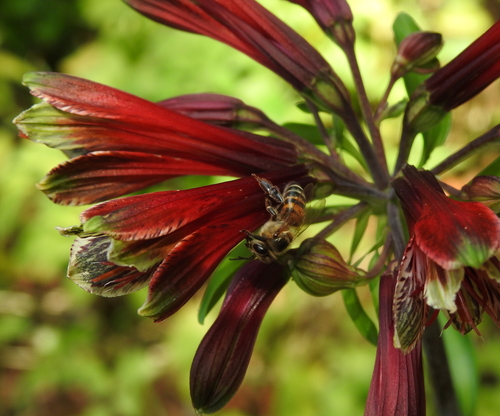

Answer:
[342,288,378,346]
[282,122,323,146]
[438,314,478,416]
[197,242,249,324]
[350,209,370,260]
[418,112,452,166]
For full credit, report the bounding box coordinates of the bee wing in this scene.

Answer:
[289,198,326,239]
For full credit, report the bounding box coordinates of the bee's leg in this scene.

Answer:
[266,204,279,221]
[252,174,283,204]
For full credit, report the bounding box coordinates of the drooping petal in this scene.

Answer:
[190,261,288,414]
[366,273,426,416]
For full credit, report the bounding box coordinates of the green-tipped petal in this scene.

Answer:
[424,267,464,313]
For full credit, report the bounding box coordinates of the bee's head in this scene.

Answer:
[243,231,274,263]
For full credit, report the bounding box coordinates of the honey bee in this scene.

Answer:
[244,175,324,263]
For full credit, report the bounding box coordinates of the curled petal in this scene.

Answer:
[190,261,288,413]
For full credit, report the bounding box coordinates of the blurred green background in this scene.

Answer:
[1,0,500,415]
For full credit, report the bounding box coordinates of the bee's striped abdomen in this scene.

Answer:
[280,182,306,227]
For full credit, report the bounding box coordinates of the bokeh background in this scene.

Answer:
[1,0,500,415]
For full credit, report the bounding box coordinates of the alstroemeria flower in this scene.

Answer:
[365,273,425,416]
[191,260,288,413]
[391,165,500,351]
[14,72,298,205]
[64,165,311,322]
[124,0,351,116]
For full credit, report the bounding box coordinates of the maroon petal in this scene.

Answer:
[20,72,297,170]
[395,166,500,270]
[425,21,500,110]
[80,165,310,241]
[38,151,246,205]
[190,261,288,413]
[365,273,426,416]
[138,211,269,321]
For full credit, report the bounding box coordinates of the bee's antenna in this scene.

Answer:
[241,229,267,242]
[229,255,255,261]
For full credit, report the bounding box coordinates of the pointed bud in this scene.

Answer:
[156,93,274,129]
[288,0,355,47]
[391,31,442,79]
[402,88,447,133]
[291,238,363,296]
[461,175,500,213]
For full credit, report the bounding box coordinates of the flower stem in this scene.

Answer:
[423,319,463,416]
[431,124,500,175]
[316,202,369,240]
[343,42,389,187]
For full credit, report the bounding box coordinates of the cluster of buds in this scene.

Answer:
[14,0,500,414]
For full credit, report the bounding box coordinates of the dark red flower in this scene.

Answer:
[124,0,351,115]
[62,165,311,322]
[365,273,425,416]
[191,260,288,413]
[425,20,500,110]
[14,72,298,205]
[392,165,500,351]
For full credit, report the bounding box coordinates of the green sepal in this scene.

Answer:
[350,208,371,260]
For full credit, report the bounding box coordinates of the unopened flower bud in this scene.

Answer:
[288,0,355,47]
[461,175,500,213]
[391,31,443,79]
[291,238,363,296]
[403,87,447,133]
[157,93,273,129]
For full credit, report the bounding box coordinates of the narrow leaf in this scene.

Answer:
[342,288,378,345]
[198,242,250,324]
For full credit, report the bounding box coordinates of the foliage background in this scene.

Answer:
[0,0,499,415]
